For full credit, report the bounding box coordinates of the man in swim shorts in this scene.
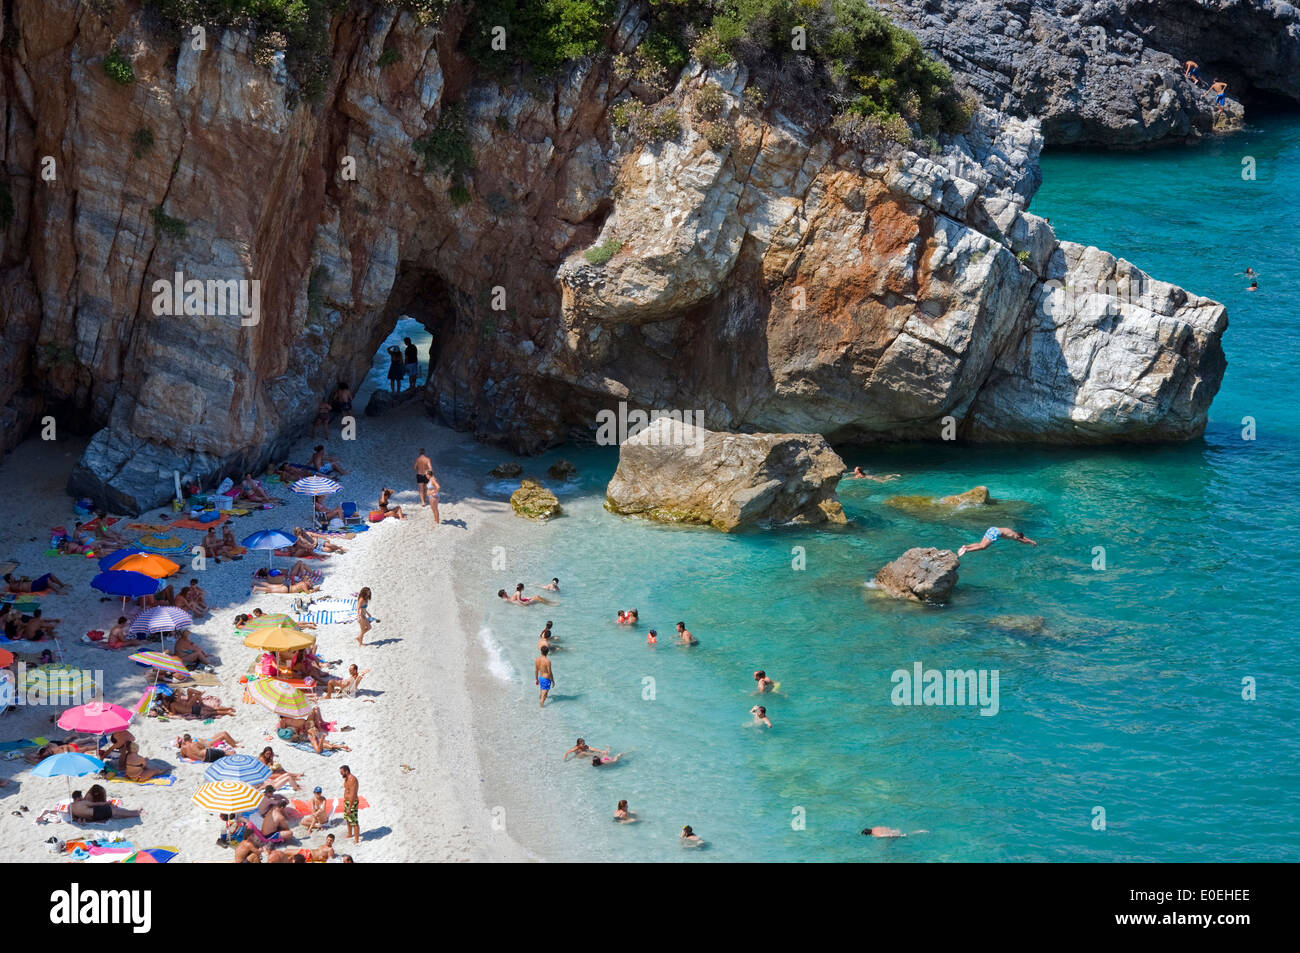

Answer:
[534,645,555,708]
[340,765,361,845]
[414,449,433,507]
[956,527,1038,557]
[1208,79,1228,111]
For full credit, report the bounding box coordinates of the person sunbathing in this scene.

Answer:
[309,445,348,476]
[221,525,247,559]
[279,705,329,733]
[172,631,213,668]
[295,527,347,554]
[4,571,68,593]
[19,610,59,640]
[279,718,350,754]
[185,578,209,614]
[314,496,345,523]
[179,733,234,763]
[69,786,141,822]
[322,663,370,698]
[167,690,236,718]
[202,527,226,560]
[239,473,273,504]
[258,747,306,791]
[154,583,177,605]
[119,742,166,781]
[233,841,263,863]
[256,786,294,838]
[376,487,406,520]
[28,738,95,763]
[301,789,330,832]
[252,574,318,594]
[275,461,314,482]
[307,834,336,861]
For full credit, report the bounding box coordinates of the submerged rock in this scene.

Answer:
[546,459,577,480]
[510,479,561,520]
[605,418,846,532]
[489,462,524,478]
[935,486,992,506]
[873,548,961,604]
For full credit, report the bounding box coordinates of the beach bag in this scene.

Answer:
[328,518,344,531]
[86,629,105,642]
[216,477,234,496]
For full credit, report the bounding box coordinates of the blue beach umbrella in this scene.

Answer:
[32,751,106,795]
[202,753,271,786]
[90,570,160,612]
[242,529,296,569]
[98,547,143,571]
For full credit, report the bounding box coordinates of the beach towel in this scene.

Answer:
[172,514,231,531]
[273,549,327,559]
[101,769,177,786]
[292,608,355,626]
[312,525,367,538]
[287,740,339,756]
[0,736,50,751]
[135,534,192,556]
[291,796,369,817]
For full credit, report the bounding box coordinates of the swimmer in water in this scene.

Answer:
[614,799,638,823]
[1248,280,1258,291]
[646,628,658,645]
[675,621,698,646]
[956,527,1037,558]
[542,578,560,591]
[680,825,703,847]
[753,670,775,693]
[861,825,929,838]
[1245,266,1256,276]
[616,609,638,625]
[591,752,624,767]
[750,705,772,728]
[847,466,900,482]
[563,738,608,761]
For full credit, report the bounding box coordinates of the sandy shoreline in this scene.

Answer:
[0,397,536,863]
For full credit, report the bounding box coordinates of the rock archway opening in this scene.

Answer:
[358,265,456,407]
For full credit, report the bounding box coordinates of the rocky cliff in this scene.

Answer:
[882,0,1300,146]
[0,1,1228,512]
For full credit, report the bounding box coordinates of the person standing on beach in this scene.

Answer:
[386,345,404,393]
[534,645,555,708]
[415,449,433,507]
[356,587,373,647]
[427,464,442,526]
[340,765,361,845]
[404,337,419,389]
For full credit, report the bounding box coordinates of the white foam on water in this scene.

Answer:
[478,625,515,682]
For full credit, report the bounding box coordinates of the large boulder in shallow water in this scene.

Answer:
[936,486,992,506]
[510,479,561,520]
[605,418,846,532]
[547,459,577,480]
[874,548,961,604]
[489,462,523,478]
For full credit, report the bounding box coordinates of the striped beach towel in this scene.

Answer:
[292,596,356,626]
[135,534,192,556]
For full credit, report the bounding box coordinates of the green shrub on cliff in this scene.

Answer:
[583,238,622,266]
[103,46,134,85]
[151,206,187,239]
[132,127,155,159]
[414,101,476,203]
[463,0,615,73]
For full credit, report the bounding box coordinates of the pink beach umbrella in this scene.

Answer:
[58,701,132,755]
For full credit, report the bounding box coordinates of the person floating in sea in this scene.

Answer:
[1183,59,1203,86]
[861,825,929,838]
[542,578,560,591]
[614,800,638,823]
[646,628,658,645]
[591,751,624,767]
[956,527,1038,557]
[534,644,555,708]
[847,466,900,482]
[563,738,607,761]
[1208,79,1228,113]
[1248,280,1259,292]
[505,583,552,606]
[675,621,698,646]
[680,825,704,847]
[750,705,772,728]
[753,670,776,693]
[616,608,638,625]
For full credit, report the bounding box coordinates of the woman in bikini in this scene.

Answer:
[376,487,406,520]
[70,786,141,822]
[167,689,236,719]
[252,572,318,594]
[119,741,166,781]
[356,587,373,647]
[257,746,306,791]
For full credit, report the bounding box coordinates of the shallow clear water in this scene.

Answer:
[475,118,1300,862]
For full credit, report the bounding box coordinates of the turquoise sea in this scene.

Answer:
[472,118,1300,862]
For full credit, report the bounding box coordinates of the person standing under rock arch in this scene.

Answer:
[403,336,419,389]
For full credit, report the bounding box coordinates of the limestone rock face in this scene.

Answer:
[873,547,961,603]
[0,1,1232,513]
[510,479,561,520]
[935,486,992,506]
[605,418,846,532]
[882,0,1300,147]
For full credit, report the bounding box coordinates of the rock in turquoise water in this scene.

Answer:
[510,479,561,520]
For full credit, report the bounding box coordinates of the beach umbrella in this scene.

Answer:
[58,702,131,738]
[203,753,271,786]
[109,553,180,579]
[242,529,296,569]
[289,475,342,496]
[32,750,105,795]
[247,678,310,718]
[131,684,157,717]
[98,547,143,571]
[90,570,159,612]
[24,664,92,698]
[127,650,188,674]
[192,780,264,814]
[118,850,160,863]
[236,613,298,632]
[243,627,315,653]
[127,606,193,637]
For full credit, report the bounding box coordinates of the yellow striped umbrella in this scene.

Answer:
[242,627,315,653]
[192,781,264,814]
[110,553,180,578]
[24,664,92,696]
[247,678,310,718]
[128,650,188,674]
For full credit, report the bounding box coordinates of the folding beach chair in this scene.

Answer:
[340,502,364,527]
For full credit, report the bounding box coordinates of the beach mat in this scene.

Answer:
[0,736,50,751]
[287,740,340,756]
[171,514,231,530]
[291,796,369,817]
[102,769,177,786]
[135,534,192,556]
